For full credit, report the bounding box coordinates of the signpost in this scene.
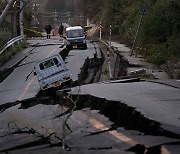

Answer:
[109,24,112,47]
[99,22,103,40]
[130,3,148,57]
[19,1,24,36]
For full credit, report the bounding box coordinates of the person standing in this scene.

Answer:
[58,23,64,38]
[45,23,52,39]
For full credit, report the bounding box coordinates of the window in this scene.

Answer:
[39,63,44,70]
[39,59,54,70]
[67,29,84,38]
[44,59,54,68]
[53,58,59,65]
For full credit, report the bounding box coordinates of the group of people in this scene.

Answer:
[45,23,64,39]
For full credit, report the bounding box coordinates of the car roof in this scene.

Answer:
[66,26,83,31]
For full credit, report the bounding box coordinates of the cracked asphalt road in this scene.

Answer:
[0,37,180,153]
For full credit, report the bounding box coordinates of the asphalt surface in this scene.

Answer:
[66,40,101,81]
[0,37,180,153]
[71,80,180,135]
[0,37,97,105]
[0,38,62,104]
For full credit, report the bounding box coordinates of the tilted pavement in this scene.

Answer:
[109,41,170,80]
[0,38,180,153]
[71,80,180,136]
[70,40,180,136]
[0,37,63,71]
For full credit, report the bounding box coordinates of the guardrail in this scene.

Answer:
[0,35,24,55]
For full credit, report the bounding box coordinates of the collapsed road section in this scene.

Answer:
[0,81,180,153]
[0,39,180,153]
[69,94,180,139]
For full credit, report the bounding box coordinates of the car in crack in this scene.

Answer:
[64,26,87,50]
[34,54,72,90]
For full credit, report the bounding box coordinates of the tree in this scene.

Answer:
[78,0,180,64]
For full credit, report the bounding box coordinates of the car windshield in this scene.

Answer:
[66,29,84,38]
[39,58,59,70]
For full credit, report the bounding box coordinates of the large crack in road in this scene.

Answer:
[0,40,180,153]
[1,88,180,153]
[72,94,180,139]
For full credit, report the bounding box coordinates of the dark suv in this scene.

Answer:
[65,26,87,50]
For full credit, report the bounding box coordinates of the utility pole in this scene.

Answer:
[11,4,17,37]
[109,24,112,47]
[86,18,90,26]
[79,15,84,26]
[0,0,17,27]
[32,0,39,28]
[52,9,58,26]
[60,12,71,25]
[67,12,71,25]
[99,22,102,40]
[19,0,24,36]
[130,3,147,57]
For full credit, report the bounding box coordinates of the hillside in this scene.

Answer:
[34,0,81,26]
[79,0,180,67]
[45,0,79,13]
[36,0,49,13]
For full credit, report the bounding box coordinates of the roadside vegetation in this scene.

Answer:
[0,41,27,66]
[0,1,12,48]
[0,1,39,66]
[0,22,12,49]
[0,17,15,67]
[79,0,180,66]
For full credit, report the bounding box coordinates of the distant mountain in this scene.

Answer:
[34,0,79,13]
[45,0,80,13]
[36,0,49,13]
[34,0,82,27]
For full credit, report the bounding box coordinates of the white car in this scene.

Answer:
[34,54,72,90]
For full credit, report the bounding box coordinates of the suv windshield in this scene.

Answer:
[66,29,84,38]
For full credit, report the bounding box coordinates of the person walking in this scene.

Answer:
[58,23,64,38]
[45,23,52,40]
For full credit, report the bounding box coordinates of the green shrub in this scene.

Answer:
[165,36,180,59]
[145,35,180,65]
[0,33,11,48]
[146,45,166,65]
[79,0,180,65]
[0,41,27,66]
